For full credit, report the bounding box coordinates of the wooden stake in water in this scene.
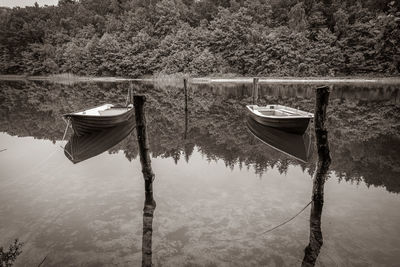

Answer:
[129,88,132,105]
[134,95,155,193]
[253,77,259,104]
[302,85,331,267]
[313,85,331,182]
[133,95,157,267]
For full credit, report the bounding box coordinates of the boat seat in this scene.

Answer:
[77,104,114,115]
[276,109,298,115]
[99,108,130,116]
[257,110,290,116]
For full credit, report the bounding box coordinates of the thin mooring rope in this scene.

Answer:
[213,200,313,242]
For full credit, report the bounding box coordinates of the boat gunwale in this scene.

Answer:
[63,103,134,119]
[246,105,314,119]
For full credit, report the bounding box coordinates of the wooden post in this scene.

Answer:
[302,86,331,267]
[313,85,331,193]
[182,78,189,140]
[184,78,188,112]
[142,191,156,267]
[134,95,157,267]
[134,95,155,193]
[253,78,259,104]
[128,88,132,105]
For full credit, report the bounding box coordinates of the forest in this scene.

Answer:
[0,0,399,77]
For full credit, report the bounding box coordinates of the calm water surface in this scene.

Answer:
[0,80,399,266]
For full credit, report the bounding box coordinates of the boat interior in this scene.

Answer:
[74,104,133,116]
[248,105,313,117]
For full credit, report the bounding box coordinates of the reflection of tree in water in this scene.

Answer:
[1,81,399,192]
[0,239,23,267]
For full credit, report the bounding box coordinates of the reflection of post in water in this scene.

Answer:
[142,191,156,267]
[184,106,188,140]
[133,95,156,267]
[302,86,331,267]
[253,77,259,104]
[182,79,195,161]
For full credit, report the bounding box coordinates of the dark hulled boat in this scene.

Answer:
[246,104,313,135]
[63,104,134,136]
[246,117,311,163]
[64,119,136,164]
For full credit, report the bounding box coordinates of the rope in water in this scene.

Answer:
[9,118,72,182]
[61,118,70,142]
[260,200,312,235]
[59,118,72,157]
[212,200,313,242]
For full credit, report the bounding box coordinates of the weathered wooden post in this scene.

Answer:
[183,78,189,140]
[133,95,157,267]
[253,77,259,104]
[128,87,133,105]
[302,86,331,267]
[184,78,188,112]
[134,95,155,192]
[313,85,331,193]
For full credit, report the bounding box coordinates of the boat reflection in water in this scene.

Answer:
[63,95,157,267]
[246,116,312,163]
[64,119,136,164]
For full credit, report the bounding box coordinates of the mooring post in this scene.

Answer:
[253,77,259,104]
[128,88,132,105]
[302,85,331,267]
[134,95,155,193]
[184,78,188,112]
[313,85,331,200]
[134,95,156,266]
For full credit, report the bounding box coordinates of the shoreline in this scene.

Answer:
[191,76,400,84]
[1,74,400,84]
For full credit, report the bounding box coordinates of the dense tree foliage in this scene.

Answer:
[1,0,399,77]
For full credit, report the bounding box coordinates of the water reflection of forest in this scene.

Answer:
[0,81,399,193]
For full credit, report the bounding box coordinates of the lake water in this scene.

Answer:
[0,80,399,266]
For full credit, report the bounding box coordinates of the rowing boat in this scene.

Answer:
[246,104,314,134]
[63,104,134,136]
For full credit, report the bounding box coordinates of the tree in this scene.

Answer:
[288,2,308,32]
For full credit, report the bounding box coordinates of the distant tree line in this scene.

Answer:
[0,0,399,77]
